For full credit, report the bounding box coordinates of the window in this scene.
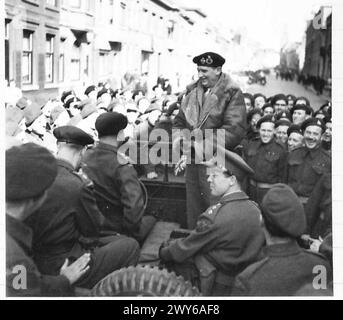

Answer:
[59,38,65,82]
[22,30,33,84]
[5,21,10,81]
[141,51,150,74]
[46,34,54,82]
[70,43,81,81]
[99,51,110,77]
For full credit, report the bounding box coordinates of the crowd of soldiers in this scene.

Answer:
[6,51,333,297]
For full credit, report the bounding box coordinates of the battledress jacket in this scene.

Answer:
[162,191,265,275]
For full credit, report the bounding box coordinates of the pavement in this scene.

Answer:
[244,75,330,111]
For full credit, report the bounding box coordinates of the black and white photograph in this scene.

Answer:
[2,0,341,300]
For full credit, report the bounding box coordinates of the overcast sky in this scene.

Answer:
[177,0,332,50]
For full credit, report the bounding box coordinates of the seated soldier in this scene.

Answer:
[159,148,265,296]
[232,184,332,296]
[6,143,91,296]
[82,112,157,243]
[25,126,140,290]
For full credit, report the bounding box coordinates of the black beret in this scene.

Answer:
[301,117,325,132]
[323,115,332,124]
[286,94,296,101]
[275,110,292,122]
[53,125,94,146]
[193,52,225,67]
[287,124,303,137]
[61,90,75,104]
[202,145,254,182]
[261,102,274,112]
[243,93,254,101]
[275,119,291,129]
[272,94,287,106]
[6,143,58,201]
[290,104,313,115]
[261,184,306,238]
[247,107,262,120]
[85,85,96,96]
[295,96,311,108]
[314,109,328,118]
[97,88,114,99]
[320,101,331,111]
[64,97,79,109]
[95,112,128,137]
[256,115,275,129]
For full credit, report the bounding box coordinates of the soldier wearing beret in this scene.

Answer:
[84,85,97,103]
[6,143,96,296]
[242,116,287,205]
[275,119,291,146]
[232,184,332,296]
[261,103,274,117]
[25,126,139,290]
[172,51,247,229]
[321,116,332,152]
[253,93,266,109]
[291,104,313,125]
[286,94,296,109]
[243,93,254,112]
[287,124,304,152]
[286,118,331,208]
[159,148,265,296]
[82,112,157,243]
[271,94,288,114]
[97,88,114,112]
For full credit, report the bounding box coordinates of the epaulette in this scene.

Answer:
[75,168,94,187]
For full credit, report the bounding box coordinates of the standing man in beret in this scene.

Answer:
[242,115,287,205]
[159,148,265,296]
[286,118,331,209]
[84,85,98,103]
[6,143,94,296]
[271,94,288,114]
[275,119,291,146]
[173,52,247,229]
[232,184,332,296]
[287,125,304,152]
[291,104,313,125]
[82,112,157,243]
[25,126,140,290]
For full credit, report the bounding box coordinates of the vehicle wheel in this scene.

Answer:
[90,265,201,297]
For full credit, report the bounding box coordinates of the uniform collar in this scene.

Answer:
[263,240,301,257]
[6,214,33,252]
[220,191,249,203]
[57,158,75,172]
[97,141,119,153]
[306,145,321,158]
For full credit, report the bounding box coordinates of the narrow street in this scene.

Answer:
[245,74,329,111]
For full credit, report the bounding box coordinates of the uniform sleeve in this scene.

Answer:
[40,274,74,297]
[212,88,247,150]
[231,275,250,296]
[75,184,103,237]
[115,165,145,237]
[162,217,223,262]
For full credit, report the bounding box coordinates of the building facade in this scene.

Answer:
[4,0,233,103]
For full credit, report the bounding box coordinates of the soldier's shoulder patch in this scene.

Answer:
[195,218,213,233]
[75,168,94,187]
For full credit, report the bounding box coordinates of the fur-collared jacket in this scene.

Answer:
[173,73,246,150]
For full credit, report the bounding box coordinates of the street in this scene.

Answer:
[245,74,329,111]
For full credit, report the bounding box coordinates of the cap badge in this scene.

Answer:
[206,55,213,65]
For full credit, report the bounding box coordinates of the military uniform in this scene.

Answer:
[26,159,139,289]
[6,215,73,297]
[243,138,287,204]
[232,240,332,296]
[82,142,156,243]
[160,191,265,295]
[286,146,331,204]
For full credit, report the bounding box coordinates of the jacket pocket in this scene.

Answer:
[265,151,280,162]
